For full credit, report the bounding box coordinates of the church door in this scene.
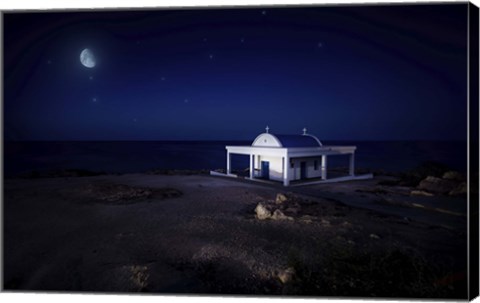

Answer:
[300,161,307,179]
[261,161,270,179]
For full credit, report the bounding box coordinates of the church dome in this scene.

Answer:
[252,132,322,148]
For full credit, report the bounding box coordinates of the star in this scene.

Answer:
[240,38,245,43]
[89,76,94,80]
[209,54,214,59]
[317,42,323,48]
[47,60,52,64]
[161,77,166,81]
[133,118,138,123]
[92,97,97,102]
[262,10,266,15]
[184,99,189,103]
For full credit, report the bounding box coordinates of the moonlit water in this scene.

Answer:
[4,141,467,177]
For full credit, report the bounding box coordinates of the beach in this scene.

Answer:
[3,171,468,298]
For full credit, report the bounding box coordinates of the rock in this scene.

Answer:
[417,176,457,195]
[449,182,467,196]
[410,190,434,197]
[369,233,381,240]
[278,267,295,284]
[275,193,289,204]
[255,203,272,220]
[442,171,464,181]
[271,209,293,221]
[403,161,451,186]
[298,215,315,224]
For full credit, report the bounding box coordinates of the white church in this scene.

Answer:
[211,127,372,186]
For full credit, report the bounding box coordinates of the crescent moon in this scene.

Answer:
[80,48,96,68]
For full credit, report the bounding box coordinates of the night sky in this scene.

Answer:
[4,4,468,141]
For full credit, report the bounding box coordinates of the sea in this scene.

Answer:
[4,141,468,177]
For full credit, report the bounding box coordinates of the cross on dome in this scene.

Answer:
[265,126,270,133]
[303,127,307,135]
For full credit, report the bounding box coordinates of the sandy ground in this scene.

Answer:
[3,174,468,298]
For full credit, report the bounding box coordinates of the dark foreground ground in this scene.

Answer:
[3,171,469,298]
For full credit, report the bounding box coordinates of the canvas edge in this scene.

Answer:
[468,1,480,301]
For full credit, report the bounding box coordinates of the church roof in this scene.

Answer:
[274,134,322,147]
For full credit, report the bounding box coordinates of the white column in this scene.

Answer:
[321,155,327,180]
[283,156,290,186]
[249,154,254,179]
[256,155,261,176]
[226,151,231,174]
[349,153,355,176]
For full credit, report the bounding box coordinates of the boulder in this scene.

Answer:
[417,176,457,195]
[255,203,272,220]
[442,171,464,181]
[398,161,450,186]
[449,182,467,196]
[275,193,289,204]
[271,209,293,221]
